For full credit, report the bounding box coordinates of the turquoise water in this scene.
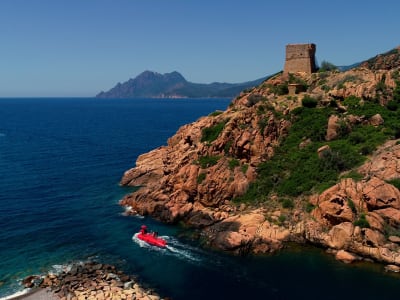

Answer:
[0,98,399,299]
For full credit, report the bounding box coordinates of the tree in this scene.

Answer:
[319,61,338,72]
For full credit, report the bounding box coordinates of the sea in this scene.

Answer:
[0,97,400,300]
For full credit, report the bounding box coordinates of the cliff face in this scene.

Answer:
[120,100,291,225]
[120,47,400,266]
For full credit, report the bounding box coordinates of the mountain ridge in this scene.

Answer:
[96,71,267,98]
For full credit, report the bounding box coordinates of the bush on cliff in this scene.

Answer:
[201,120,227,143]
[235,97,400,203]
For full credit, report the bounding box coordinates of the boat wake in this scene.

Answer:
[132,233,202,263]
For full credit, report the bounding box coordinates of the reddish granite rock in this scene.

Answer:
[336,250,359,264]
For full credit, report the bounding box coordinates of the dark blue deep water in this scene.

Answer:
[1,98,400,299]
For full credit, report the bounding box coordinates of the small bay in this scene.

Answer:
[0,98,399,299]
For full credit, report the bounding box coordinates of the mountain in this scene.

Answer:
[119,46,400,266]
[96,71,267,98]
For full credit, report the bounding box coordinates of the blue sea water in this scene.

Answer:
[0,97,400,299]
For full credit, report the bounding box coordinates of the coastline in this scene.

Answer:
[5,262,165,300]
[3,288,58,300]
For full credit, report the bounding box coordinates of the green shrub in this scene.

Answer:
[387,178,400,190]
[343,95,361,109]
[319,61,338,72]
[281,198,294,209]
[348,132,366,144]
[224,140,233,154]
[268,83,289,95]
[247,94,266,106]
[278,215,287,223]
[201,121,227,143]
[393,81,400,103]
[347,198,357,213]
[305,202,315,213]
[228,158,240,170]
[341,170,364,181]
[322,85,331,92]
[209,110,223,117]
[387,101,398,111]
[301,95,318,108]
[241,164,249,174]
[197,155,220,168]
[197,173,206,184]
[354,213,370,228]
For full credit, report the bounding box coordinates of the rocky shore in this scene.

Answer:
[22,262,165,300]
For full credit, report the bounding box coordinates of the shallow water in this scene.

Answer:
[0,98,399,299]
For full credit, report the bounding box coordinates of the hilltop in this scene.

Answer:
[119,46,400,268]
[96,70,266,98]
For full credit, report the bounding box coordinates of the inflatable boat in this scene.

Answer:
[137,225,167,248]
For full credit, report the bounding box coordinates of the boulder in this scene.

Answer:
[335,250,358,263]
[385,264,400,272]
[326,115,340,141]
[326,222,354,249]
[369,113,384,126]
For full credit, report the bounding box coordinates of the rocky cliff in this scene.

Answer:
[120,47,400,268]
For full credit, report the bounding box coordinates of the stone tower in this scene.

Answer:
[284,43,316,74]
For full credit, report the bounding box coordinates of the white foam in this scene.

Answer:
[132,234,201,263]
[0,288,30,300]
[121,206,144,218]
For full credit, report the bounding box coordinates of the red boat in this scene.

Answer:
[137,225,167,248]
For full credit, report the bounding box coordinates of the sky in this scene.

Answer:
[0,0,399,97]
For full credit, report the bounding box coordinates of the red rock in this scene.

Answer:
[336,250,358,263]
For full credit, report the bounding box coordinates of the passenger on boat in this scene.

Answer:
[140,225,147,234]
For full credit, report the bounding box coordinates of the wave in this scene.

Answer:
[132,233,201,263]
[0,289,30,300]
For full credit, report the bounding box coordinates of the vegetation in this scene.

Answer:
[209,110,223,117]
[340,170,364,181]
[267,82,288,95]
[354,213,370,228]
[280,198,294,209]
[234,95,400,203]
[247,94,267,106]
[197,173,206,184]
[197,155,220,168]
[301,95,318,108]
[201,120,227,143]
[347,198,356,213]
[228,158,240,170]
[318,61,338,72]
[289,73,308,91]
[387,178,400,190]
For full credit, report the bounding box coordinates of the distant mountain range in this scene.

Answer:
[96,71,268,98]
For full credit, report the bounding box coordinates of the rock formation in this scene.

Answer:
[23,262,165,300]
[120,46,400,266]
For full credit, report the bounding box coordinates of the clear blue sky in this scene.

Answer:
[1,0,399,97]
